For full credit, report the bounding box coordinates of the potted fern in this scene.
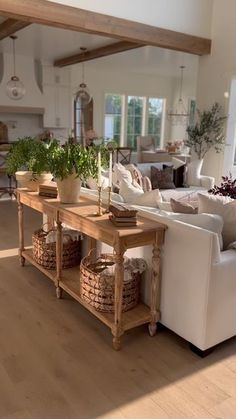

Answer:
[7,137,53,191]
[48,143,101,203]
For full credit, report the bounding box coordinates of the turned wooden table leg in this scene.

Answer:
[112,243,125,350]
[56,219,63,299]
[149,231,164,337]
[18,199,25,267]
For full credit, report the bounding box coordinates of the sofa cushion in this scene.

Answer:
[170,198,198,214]
[198,193,236,248]
[119,179,162,207]
[113,163,132,186]
[151,166,176,190]
[160,211,224,250]
[163,163,185,188]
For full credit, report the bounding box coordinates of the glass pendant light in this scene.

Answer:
[6,35,25,100]
[75,47,91,107]
[167,65,189,125]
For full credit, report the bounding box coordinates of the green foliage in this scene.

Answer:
[47,142,109,181]
[6,137,52,175]
[185,102,227,159]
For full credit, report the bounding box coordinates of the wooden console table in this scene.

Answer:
[17,189,166,350]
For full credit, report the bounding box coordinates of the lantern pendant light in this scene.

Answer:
[75,47,91,107]
[167,65,189,125]
[6,35,26,100]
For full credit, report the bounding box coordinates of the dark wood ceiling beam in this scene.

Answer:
[0,18,30,40]
[0,0,211,55]
[54,41,144,67]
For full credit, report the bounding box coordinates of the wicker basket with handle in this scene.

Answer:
[80,250,141,313]
[32,224,81,270]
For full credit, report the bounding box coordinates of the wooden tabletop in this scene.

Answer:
[17,189,166,248]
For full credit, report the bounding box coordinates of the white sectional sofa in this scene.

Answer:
[80,187,236,355]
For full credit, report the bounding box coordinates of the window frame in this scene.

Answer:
[103,92,166,150]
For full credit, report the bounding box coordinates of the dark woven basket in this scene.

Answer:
[80,251,140,313]
[32,226,81,270]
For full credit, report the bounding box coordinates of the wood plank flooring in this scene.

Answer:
[0,200,236,419]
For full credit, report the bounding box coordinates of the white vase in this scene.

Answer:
[186,158,204,187]
[15,171,33,188]
[16,171,53,191]
[56,174,81,203]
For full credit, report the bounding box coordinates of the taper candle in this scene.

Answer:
[97,151,101,187]
[109,151,113,187]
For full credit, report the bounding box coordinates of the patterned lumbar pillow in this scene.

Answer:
[170,198,198,214]
[151,165,176,190]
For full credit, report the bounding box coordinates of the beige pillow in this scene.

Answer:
[198,193,236,248]
[170,198,198,214]
[119,179,162,207]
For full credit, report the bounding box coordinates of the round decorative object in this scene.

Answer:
[6,76,26,100]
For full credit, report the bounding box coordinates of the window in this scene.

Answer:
[104,93,165,150]
[104,94,123,144]
[148,98,164,147]
[127,96,144,150]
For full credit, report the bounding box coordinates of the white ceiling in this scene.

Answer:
[0,21,199,78]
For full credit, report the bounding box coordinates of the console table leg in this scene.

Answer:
[112,244,125,350]
[149,232,164,336]
[18,200,25,267]
[56,220,62,298]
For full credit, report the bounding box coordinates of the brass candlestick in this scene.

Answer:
[96,186,103,216]
[105,186,112,213]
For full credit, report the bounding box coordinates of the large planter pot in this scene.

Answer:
[186,158,204,187]
[15,171,33,188]
[28,172,53,192]
[16,171,53,191]
[56,174,81,203]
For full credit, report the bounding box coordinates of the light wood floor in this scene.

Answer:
[0,200,236,419]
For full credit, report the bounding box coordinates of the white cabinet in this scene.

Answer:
[43,66,72,129]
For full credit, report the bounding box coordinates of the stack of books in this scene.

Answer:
[39,182,58,198]
[109,203,138,227]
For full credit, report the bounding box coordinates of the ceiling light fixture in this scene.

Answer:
[6,35,25,100]
[167,65,189,125]
[75,47,91,106]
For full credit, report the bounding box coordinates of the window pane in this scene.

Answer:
[104,94,122,144]
[127,96,144,150]
[148,97,164,148]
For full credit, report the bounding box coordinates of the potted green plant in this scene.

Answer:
[7,137,53,191]
[48,142,101,203]
[185,102,227,181]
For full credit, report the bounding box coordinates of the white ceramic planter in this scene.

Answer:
[16,171,53,191]
[56,174,81,203]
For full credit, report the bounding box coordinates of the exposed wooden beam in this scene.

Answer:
[0,0,211,56]
[0,18,30,40]
[54,41,144,67]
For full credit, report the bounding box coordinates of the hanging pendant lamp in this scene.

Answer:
[167,65,189,125]
[6,35,25,100]
[75,47,91,107]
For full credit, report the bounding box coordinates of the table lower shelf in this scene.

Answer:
[21,248,152,332]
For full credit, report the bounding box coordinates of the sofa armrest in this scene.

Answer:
[200,175,215,190]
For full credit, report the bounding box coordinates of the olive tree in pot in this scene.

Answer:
[48,143,99,203]
[7,137,53,191]
[185,102,227,185]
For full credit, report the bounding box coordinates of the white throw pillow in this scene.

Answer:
[87,174,109,190]
[198,193,236,248]
[160,211,224,249]
[172,157,185,169]
[113,163,132,185]
[119,179,162,207]
[186,159,203,187]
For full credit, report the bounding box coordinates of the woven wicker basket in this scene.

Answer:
[32,226,81,270]
[80,251,140,313]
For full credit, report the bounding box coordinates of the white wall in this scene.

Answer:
[197,0,236,182]
[49,0,213,38]
[71,51,198,148]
